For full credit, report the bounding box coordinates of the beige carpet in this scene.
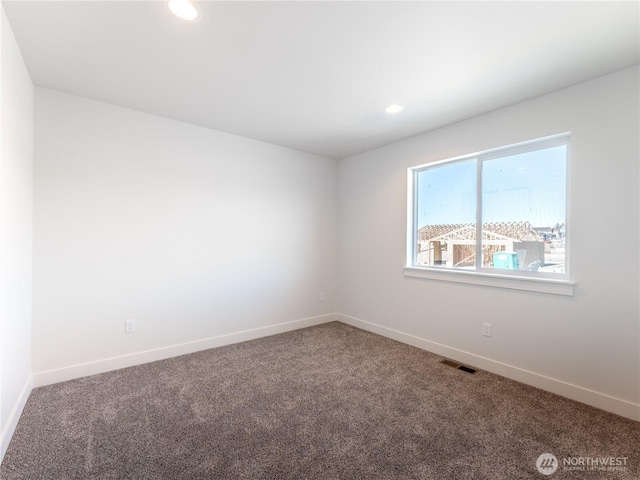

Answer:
[2,322,638,479]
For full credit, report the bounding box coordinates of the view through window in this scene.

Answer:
[411,134,569,277]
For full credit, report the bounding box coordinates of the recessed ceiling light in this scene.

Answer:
[168,0,200,21]
[385,104,404,114]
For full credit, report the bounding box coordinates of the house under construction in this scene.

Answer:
[417,221,545,270]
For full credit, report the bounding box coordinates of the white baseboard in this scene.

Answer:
[337,313,640,422]
[1,375,33,463]
[26,311,640,422]
[33,313,338,388]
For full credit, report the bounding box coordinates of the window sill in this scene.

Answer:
[403,266,575,296]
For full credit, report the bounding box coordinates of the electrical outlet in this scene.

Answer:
[482,322,492,337]
[125,319,136,333]
[319,292,326,303]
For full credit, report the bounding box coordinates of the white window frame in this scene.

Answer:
[404,133,574,296]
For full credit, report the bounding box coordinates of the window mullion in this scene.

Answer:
[476,158,483,270]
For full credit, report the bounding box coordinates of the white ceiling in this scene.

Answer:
[3,1,639,159]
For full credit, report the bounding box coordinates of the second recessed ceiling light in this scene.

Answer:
[385,104,404,114]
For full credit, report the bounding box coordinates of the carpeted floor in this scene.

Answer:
[1,322,638,479]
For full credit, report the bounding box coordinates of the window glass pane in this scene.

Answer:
[416,160,477,268]
[481,145,566,273]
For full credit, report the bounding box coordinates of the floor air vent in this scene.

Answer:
[440,359,478,374]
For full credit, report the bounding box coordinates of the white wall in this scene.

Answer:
[32,88,338,382]
[338,66,640,420]
[0,6,34,461]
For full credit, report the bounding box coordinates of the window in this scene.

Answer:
[406,133,572,295]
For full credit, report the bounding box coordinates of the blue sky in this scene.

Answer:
[416,145,566,228]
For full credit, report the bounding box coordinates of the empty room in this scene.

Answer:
[1,1,639,478]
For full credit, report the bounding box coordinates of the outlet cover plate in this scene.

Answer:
[125,319,136,333]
